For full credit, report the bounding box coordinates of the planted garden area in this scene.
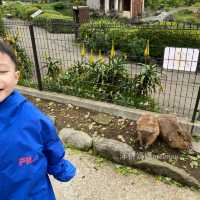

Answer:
[0,5,200,118]
[26,93,200,189]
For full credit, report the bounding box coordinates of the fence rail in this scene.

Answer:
[2,18,200,121]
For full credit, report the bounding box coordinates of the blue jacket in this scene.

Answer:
[0,90,76,200]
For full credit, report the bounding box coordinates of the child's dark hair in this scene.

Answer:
[0,40,18,70]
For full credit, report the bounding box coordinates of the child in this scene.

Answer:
[0,40,76,199]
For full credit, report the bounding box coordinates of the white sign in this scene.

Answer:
[163,47,199,72]
[31,9,43,18]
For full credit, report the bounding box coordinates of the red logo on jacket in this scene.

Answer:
[18,156,33,166]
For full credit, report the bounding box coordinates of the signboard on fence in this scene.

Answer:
[31,9,43,18]
[163,47,199,72]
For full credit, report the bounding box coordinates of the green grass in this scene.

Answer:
[173,9,199,23]
[192,2,200,7]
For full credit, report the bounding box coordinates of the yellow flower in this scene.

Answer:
[89,49,95,64]
[98,50,104,63]
[81,43,86,58]
[144,39,150,57]
[4,33,16,45]
[110,40,116,58]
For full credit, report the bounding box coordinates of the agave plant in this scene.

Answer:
[134,63,163,96]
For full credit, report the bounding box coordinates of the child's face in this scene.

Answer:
[0,52,20,102]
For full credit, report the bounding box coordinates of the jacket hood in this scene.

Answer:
[0,90,26,127]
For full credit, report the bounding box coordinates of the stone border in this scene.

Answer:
[16,86,200,189]
[17,86,200,135]
[59,128,200,189]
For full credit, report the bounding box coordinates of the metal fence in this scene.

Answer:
[2,18,200,122]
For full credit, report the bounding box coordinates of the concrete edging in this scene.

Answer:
[17,86,200,135]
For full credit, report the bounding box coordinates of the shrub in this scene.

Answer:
[43,55,62,81]
[58,57,132,101]
[43,56,160,112]
[136,25,200,58]
[32,12,73,33]
[173,9,198,24]
[80,19,145,60]
[134,63,163,96]
[23,6,39,20]
[53,2,65,10]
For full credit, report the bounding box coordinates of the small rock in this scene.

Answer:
[75,106,79,110]
[118,118,125,125]
[48,102,54,106]
[89,122,96,130]
[67,124,71,128]
[93,131,98,137]
[84,112,90,119]
[130,121,134,126]
[67,104,73,109]
[117,135,126,143]
[92,113,112,125]
[36,98,41,102]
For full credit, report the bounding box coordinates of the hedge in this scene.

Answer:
[32,12,73,33]
[3,1,73,33]
[80,19,200,59]
[136,24,200,58]
[80,19,146,60]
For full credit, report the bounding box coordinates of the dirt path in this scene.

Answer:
[51,149,200,200]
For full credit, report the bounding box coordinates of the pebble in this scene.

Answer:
[68,104,73,109]
[117,135,126,143]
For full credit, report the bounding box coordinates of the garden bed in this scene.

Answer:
[25,94,200,183]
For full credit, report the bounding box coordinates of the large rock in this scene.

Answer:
[158,115,192,150]
[59,128,93,151]
[136,114,160,149]
[93,137,136,166]
[132,158,200,188]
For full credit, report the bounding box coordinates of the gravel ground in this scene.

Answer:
[50,149,200,200]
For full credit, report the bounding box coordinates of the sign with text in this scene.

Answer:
[163,47,199,72]
[31,9,43,18]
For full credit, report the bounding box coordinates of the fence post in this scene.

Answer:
[191,85,200,123]
[29,24,43,90]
